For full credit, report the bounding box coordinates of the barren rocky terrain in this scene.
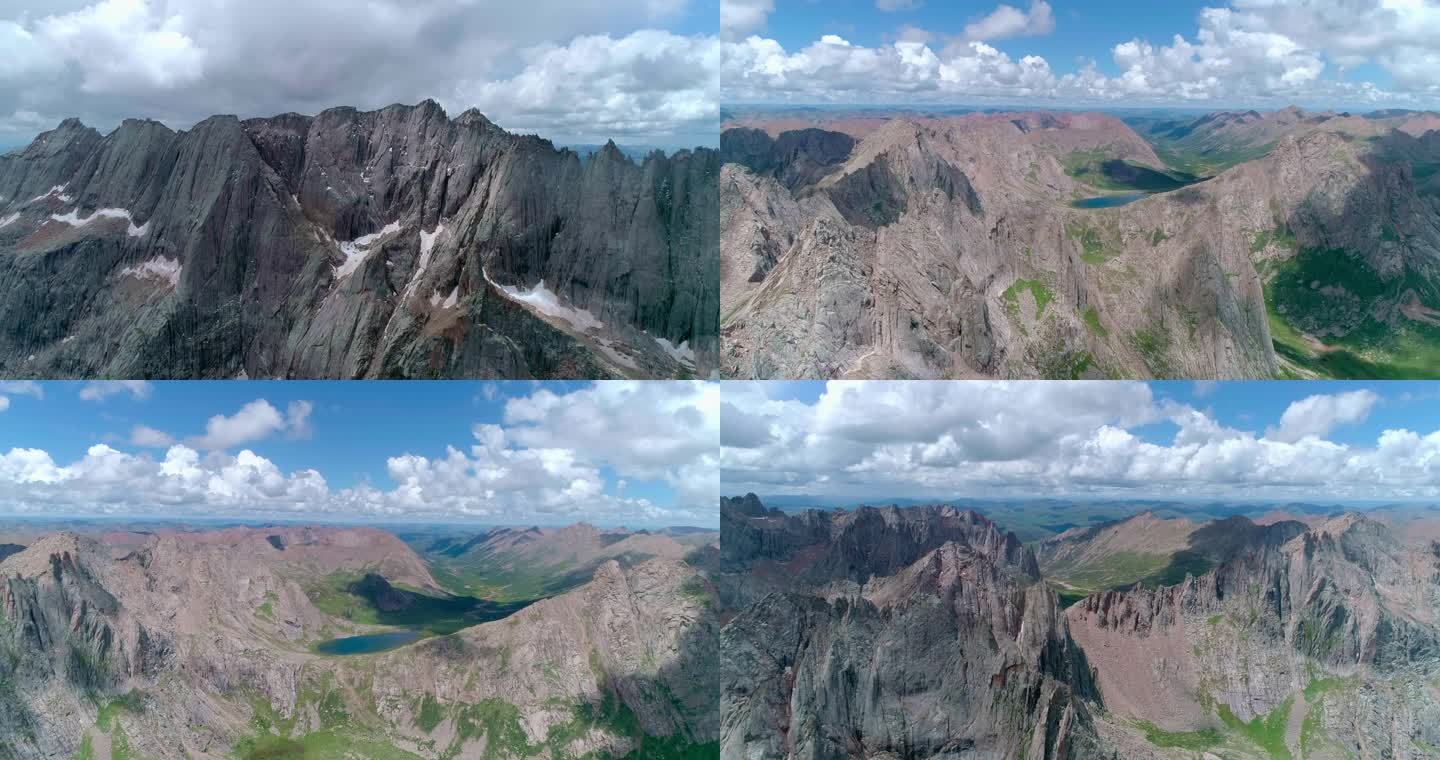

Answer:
[0,523,719,759]
[720,494,1440,759]
[0,101,718,379]
[720,107,1440,379]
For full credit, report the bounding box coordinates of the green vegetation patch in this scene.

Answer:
[1066,222,1108,265]
[677,577,712,608]
[96,690,145,732]
[1135,720,1223,751]
[1082,306,1108,338]
[422,548,603,604]
[238,677,422,760]
[415,693,444,733]
[1003,279,1055,319]
[1249,225,1298,254]
[1131,327,1173,378]
[1218,698,1293,759]
[256,591,278,622]
[1047,549,1212,605]
[1265,245,1440,379]
[1038,350,1095,381]
[73,734,95,760]
[303,571,529,637]
[1062,149,1201,192]
[236,731,426,760]
[1149,139,1273,177]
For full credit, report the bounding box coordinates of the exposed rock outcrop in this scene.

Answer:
[720,496,1107,759]
[0,525,718,760]
[0,101,718,379]
[1066,513,1440,756]
[721,109,1440,379]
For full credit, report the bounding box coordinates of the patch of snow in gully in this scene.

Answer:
[120,257,181,287]
[50,207,149,237]
[334,220,402,279]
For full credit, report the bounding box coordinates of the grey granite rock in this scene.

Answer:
[0,101,717,378]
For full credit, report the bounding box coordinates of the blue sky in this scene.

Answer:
[753,380,1440,448]
[721,380,1440,503]
[763,1,1212,69]
[722,0,1439,110]
[0,380,718,527]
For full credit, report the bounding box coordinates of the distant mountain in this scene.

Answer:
[0,100,718,379]
[413,522,718,602]
[0,524,717,759]
[721,106,1440,379]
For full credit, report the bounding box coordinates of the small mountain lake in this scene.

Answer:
[1070,192,1150,209]
[315,629,419,655]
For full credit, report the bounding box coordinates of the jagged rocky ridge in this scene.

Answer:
[0,526,718,759]
[720,495,1106,760]
[0,100,718,379]
[721,496,1440,759]
[720,109,1440,379]
[1066,513,1440,758]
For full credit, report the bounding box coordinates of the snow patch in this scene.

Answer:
[0,212,18,229]
[30,185,71,203]
[497,279,604,332]
[651,335,696,366]
[419,223,445,259]
[402,223,446,302]
[120,256,181,287]
[51,207,148,237]
[334,220,402,279]
[430,286,459,309]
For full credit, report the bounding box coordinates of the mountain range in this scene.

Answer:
[719,106,1440,379]
[0,100,718,379]
[0,522,719,759]
[719,494,1440,758]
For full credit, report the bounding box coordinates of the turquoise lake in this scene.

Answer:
[314,629,419,655]
[1070,192,1149,209]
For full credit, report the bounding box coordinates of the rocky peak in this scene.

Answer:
[719,493,771,518]
[722,500,1104,759]
[594,139,627,164]
[0,532,99,579]
[455,107,498,131]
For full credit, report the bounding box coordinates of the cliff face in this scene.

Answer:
[720,110,1440,380]
[720,497,1105,760]
[1066,514,1440,757]
[0,101,718,379]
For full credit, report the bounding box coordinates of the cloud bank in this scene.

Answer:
[0,381,718,527]
[722,0,1439,108]
[0,0,718,148]
[721,381,1440,503]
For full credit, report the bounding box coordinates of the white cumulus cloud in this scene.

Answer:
[721,0,774,41]
[0,381,718,527]
[188,399,311,450]
[963,1,1054,42]
[1266,389,1379,443]
[721,0,1437,107]
[722,382,1440,503]
[78,380,152,402]
[0,0,717,148]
